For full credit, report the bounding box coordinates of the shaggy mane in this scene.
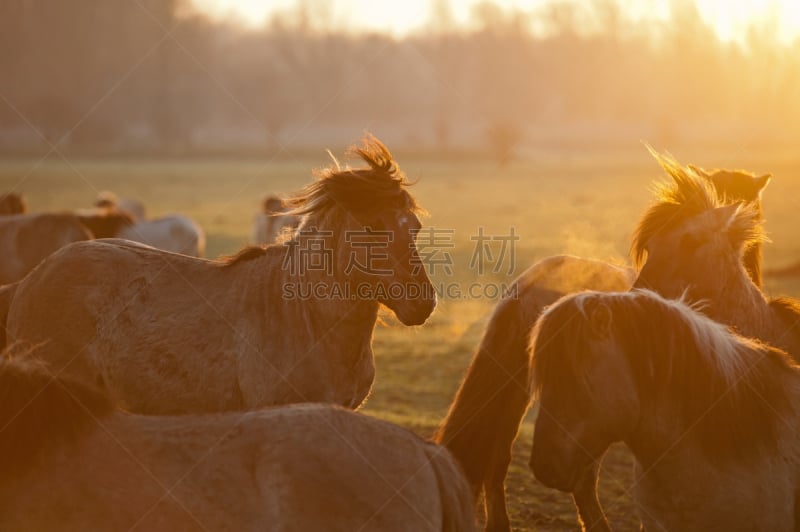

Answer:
[288,134,422,218]
[632,149,765,268]
[0,356,113,475]
[219,245,268,266]
[530,289,796,463]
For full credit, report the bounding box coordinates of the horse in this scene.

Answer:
[686,163,770,287]
[434,161,772,532]
[632,151,800,358]
[96,190,146,221]
[75,208,136,238]
[0,192,26,215]
[434,256,633,532]
[0,356,476,532]
[95,191,206,257]
[2,135,437,414]
[252,194,301,245]
[116,214,206,257]
[0,213,92,284]
[529,289,800,531]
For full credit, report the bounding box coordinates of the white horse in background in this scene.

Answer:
[96,191,206,257]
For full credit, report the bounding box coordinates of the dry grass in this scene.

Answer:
[2,149,799,530]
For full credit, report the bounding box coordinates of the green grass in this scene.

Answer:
[2,150,799,531]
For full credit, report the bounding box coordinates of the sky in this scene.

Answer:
[191,0,800,44]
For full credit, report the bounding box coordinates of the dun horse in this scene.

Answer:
[434,160,771,531]
[0,356,475,531]
[1,135,436,414]
[633,151,800,357]
[530,289,800,532]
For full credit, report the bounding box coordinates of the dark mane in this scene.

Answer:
[219,245,268,266]
[288,134,422,219]
[0,356,113,475]
[632,150,764,268]
[769,296,800,340]
[531,290,796,464]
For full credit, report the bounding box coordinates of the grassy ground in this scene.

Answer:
[2,149,799,531]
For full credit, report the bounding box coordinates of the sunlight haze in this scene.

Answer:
[192,0,800,44]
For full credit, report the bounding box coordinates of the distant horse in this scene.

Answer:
[96,190,146,221]
[0,213,92,284]
[0,356,475,532]
[117,215,206,257]
[3,135,437,414]
[434,162,771,532]
[252,194,301,245]
[75,208,135,238]
[95,191,205,257]
[530,289,799,531]
[0,192,26,215]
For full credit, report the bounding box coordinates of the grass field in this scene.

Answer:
[2,148,800,531]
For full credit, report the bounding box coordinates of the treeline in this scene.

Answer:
[1,0,799,155]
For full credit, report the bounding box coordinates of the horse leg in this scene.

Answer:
[483,442,512,532]
[572,462,611,532]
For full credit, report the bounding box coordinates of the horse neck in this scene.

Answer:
[742,243,763,289]
[704,263,769,338]
[256,242,381,347]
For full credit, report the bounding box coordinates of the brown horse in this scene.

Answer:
[0,192,26,215]
[75,208,135,238]
[530,289,800,531]
[434,160,771,532]
[3,135,436,414]
[0,213,93,284]
[0,355,475,531]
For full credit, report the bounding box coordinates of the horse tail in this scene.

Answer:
[433,290,535,498]
[0,282,19,350]
[423,443,477,532]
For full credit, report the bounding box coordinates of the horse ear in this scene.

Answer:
[588,302,613,339]
[714,203,741,230]
[753,174,771,195]
[688,164,710,179]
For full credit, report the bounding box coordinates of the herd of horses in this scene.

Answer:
[0,134,798,531]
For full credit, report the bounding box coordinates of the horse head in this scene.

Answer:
[632,151,765,302]
[289,134,436,326]
[529,293,639,492]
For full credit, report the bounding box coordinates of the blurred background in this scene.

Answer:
[3,0,800,157]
